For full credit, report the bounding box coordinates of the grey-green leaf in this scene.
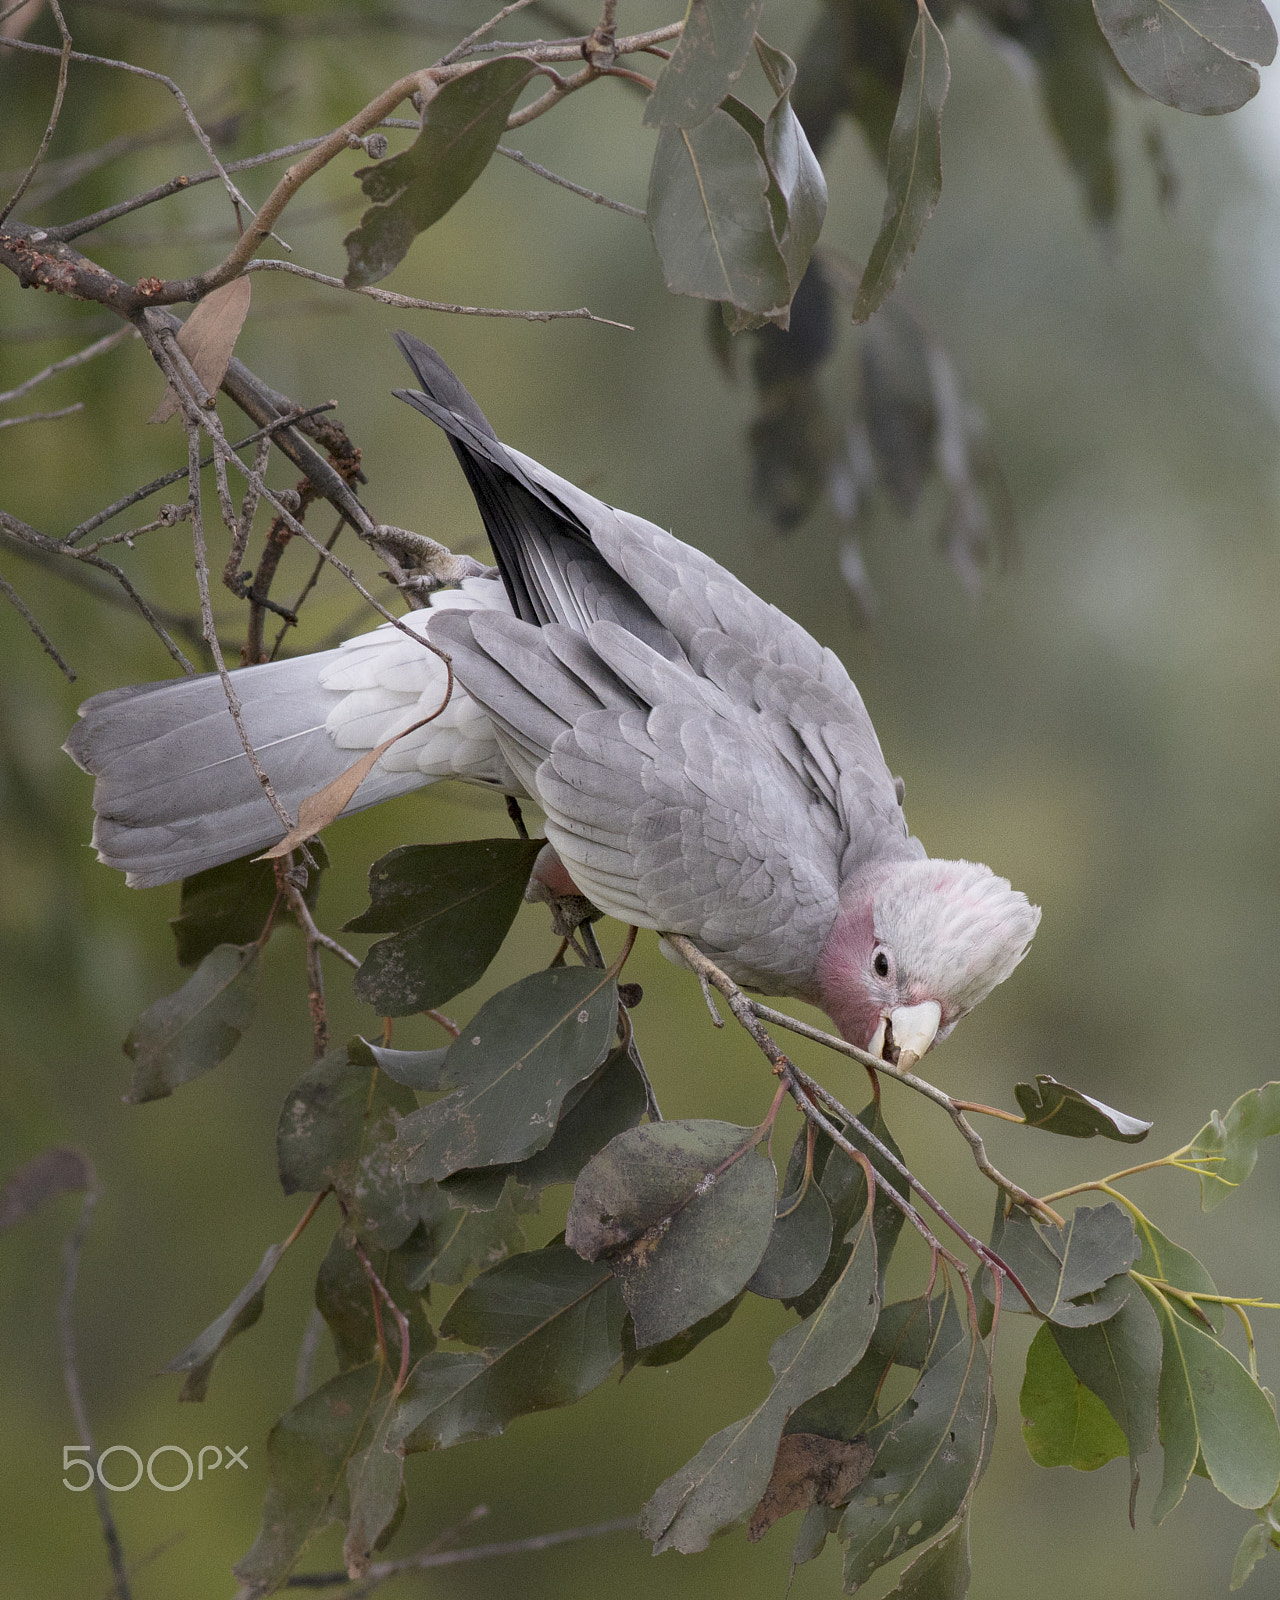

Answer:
[315,1228,434,1372]
[1091,0,1276,114]
[352,1037,450,1092]
[392,966,617,1183]
[1014,1074,1153,1142]
[566,1118,776,1346]
[747,1175,833,1300]
[123,942,258,1103]
[880,1512,972,1600]
[164,1242,282,1402]
[390,1243,624,1451]
[642,0,766,129]
[347,838,542,1015]
[648,110,792,317]
[642,1197,880,1553]
[401,1176,526,1288]
[1187,1081,1280,1210]
[1231,1520,1275,1590]
[990,1202,1140,1326]
[852,0,950,323]
[344,58,537,287]
[170,844,327,968]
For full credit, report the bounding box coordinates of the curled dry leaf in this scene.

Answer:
[749,1433,874,1540]
[150,275,252,423]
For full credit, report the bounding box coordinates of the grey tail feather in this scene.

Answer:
[65,656,432,888]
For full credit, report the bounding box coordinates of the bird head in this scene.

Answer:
[815,858,1040,1067]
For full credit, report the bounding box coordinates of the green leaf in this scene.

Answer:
[352,1038,450,1092]
[1014,1074,1153,1142]
[989,1202,1140,1325]
[748,1172,833,1299]
[123,942,258,1103]
[440,1045,649,1212]
[390,1243,624,1451]
[648,110,792,318]
[852,0,950,323]
[1132,1215,1224,1332]
[1091,0,1276,114]
[163,1242,281,1403]
[1050,1287,1161,1502]
[343,1399,403,1580]
[1020,1321,1129,1469]
[401,1176,526,1287]
[170,843,327,968]
[1187,1081,1280,1210]
[642,1196,880,1553]
[1143,1281,1280,1520]
[642,0,766,129]
[1232,1520,1275,1590]
[343,58,537,288]
[392,966,617,1183]
[880,1512,972,1600]
[347,838,542,1015]
[839,1325,994,1589]
[566,1119,776,1346]
[622,1292,745,1373]
[752,37,827,288]
[314,1227,434,1372]
[234,1363,391,1595]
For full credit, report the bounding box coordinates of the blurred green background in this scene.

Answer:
[2,2,1279,1596]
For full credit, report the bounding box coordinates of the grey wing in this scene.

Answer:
[429,608,843,995]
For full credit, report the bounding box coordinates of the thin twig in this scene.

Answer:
[350,1236,412,1396]
[496,144,644,217]
[241,259,630,328]
[0,0,71,227]
[439,0,543,65]
[0,325,133,404]
[0,567,76,678]
[58,1182,134,1600]
[282,871,329,1057]
[0,401,83,427]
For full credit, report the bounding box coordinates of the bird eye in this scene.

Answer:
[873,950,889,978]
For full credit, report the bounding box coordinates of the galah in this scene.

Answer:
[65,336,1040,1066]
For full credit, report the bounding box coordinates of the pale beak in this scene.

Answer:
[888,1000,942,1070]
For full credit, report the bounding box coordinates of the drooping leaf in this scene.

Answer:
[748,1433,874,1541]
[648,110,792,318]
[566,1119,776,1346]
[748,1172,833,1299]
[989,1202,1140,1326]
[880,1512,972,1600]
[1187,1081,1280,1210]
[853,0,950,322]
[123,942,259,1103]
[392,966,617,1183]
[622,1292,745,1374]
[347,838,542,1015]
[150,276,252,423]
[1091,0,1276,114]
[343,1400,404,1580]
[1020,1321,1129,1470]
[0,1146,94,1232]
[170,844,328,968]
[838,1325,994,1589]
[314,1227,434,1372]
[164,1243,282,1403]
[234,1362,390,1595]
[344,58,537,287]
[753,37,828,287]
[642,1197,880,1553]
[401,1176,526,1287]
[1231,1519,1276,1590]
[1143,1281,1280,1520]
[1050,1285,1161,1502]
[390,1243,624,1451]
[642,0,766,128]
[440,1045,648,1212]
[1014,1074,1153,1142]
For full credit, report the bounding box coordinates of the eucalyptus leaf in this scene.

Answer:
[989,1202,1140,1325]
[1014,1074,1153,1142]
[748,1173,833,1300]
[277,1043,416,1209]
[1091,0,1276,114]
[880,1512,972,1600]
[170,844,327,968]
[1187,1081,1280,1210]
[853,0,950,322]
[344,59,537,287]
[351,1037,450,1092]
[1231,1520,1275,1590]
[347,838,542,1015]
[315,1228,434,1372]
[1020,1321,1129,1470]
[642,0,766,129]
[401,1175,525,1287]
[164,1242,282,1403]
[392,966,617,1183]
[123,942,258,1103]
[1132,1215,1224,1332]
[343,1399,403,1580]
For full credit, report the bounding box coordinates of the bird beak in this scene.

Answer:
[888,1001,942,1070]
[867,1002,943,1069]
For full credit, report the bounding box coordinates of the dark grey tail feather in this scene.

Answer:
[65,657,429,888]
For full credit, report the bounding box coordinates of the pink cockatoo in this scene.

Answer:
[65,336,1039,1066]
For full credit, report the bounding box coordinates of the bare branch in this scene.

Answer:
[439,0,544,66]
[0,325,135,405]
[0,401,83,428]
[64,0,453,35]
[0,565,75,678]
[0,0,71,227]
[496,144,644,218]
[242,258,632,328]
